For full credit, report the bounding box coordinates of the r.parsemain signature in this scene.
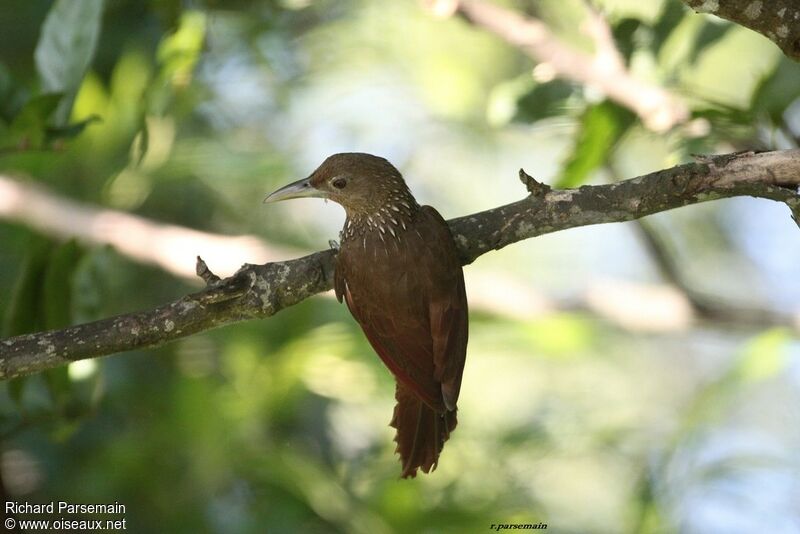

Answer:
[490,522,547,531]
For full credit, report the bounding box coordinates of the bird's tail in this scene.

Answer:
[390,381,457,478]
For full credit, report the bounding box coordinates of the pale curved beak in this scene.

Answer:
[263,177,327,203]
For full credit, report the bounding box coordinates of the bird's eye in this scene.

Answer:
[332,177,347,189]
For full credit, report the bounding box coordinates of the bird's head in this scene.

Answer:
[264,153,416,215]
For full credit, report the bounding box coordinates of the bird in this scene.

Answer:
[264,153,468,478]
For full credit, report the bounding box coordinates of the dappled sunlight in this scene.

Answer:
[302,353,380,403]
[458,350,546,431]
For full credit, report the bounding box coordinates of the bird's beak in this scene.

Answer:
[263,177,327,203]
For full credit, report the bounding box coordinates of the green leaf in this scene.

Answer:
[34,0,105,125]
[752,57,800,122]
[689,22,733,65]
[7,93,64,149]
[611,18,641,64]
[487,76,576,126]
[651,2,690,55]
[133,114,149,167]
[157,10,207,85]
[43,240,84,330]
[0,62,29,124]
[690,104,756,145]
[556,101,635,188]
[514,80,576,124]
[593,0,667,24]
[733,328,790,384]
[2,237,52,337]
[45,114,102,144]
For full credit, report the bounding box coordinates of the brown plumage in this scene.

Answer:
[265,153,468,477]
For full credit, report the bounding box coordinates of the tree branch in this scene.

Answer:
[1,149,799,379]
[0,175,302,280]
[0,173,748,334]
[425,0,690,131]
[682,0,800,61]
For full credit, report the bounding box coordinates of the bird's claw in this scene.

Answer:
[329,239,340,251]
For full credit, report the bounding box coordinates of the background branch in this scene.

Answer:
[632,217,799,329]
[1,149,799,379]
[426,0,690,131]
[0,175,301,280]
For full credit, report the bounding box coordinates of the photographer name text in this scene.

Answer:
[6,501,126,515]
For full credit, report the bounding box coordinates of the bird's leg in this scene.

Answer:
[329,238,340,251]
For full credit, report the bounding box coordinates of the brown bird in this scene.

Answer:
[265,153,468,478]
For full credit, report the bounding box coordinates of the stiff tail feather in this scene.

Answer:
[390,381,457,478]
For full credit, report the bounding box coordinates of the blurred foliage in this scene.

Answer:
[1,0,800,532]
[556,102,635,188]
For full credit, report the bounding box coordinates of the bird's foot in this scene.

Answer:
[329,239,340,251]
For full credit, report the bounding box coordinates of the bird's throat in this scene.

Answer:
[341,200,419,243]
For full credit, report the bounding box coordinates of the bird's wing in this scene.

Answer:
[335,210,467,412]
[419,206,468,411]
